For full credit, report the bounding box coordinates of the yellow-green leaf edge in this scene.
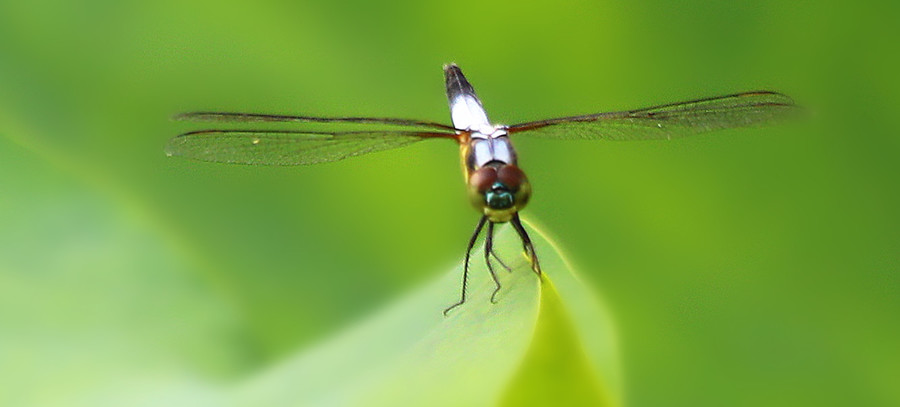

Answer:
[234,218,622,407]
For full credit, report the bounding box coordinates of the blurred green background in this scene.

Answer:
[1,0,898,405]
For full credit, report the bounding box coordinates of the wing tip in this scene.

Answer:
[741,90,797,105]
[163,135,186,158]
[172,112,202,122]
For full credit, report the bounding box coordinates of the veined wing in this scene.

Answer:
[165,129,455,166]
[507,91,798,140]
[175,112,458,131]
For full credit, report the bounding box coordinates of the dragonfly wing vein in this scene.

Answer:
[165,131,437,165]
[507,91,799,141]
[174,112,457,131]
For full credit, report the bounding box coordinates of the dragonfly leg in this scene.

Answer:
[444,215,488,316]
[489,242,512,273]
[485,222,503,303]
[511,214,542,275]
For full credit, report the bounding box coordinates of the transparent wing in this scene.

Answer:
[507,91,799,140]
[165,130,455,166]
[175,112,458,131]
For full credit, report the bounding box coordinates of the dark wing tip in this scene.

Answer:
[740,90,805,117]
[443,62,460,72]
[740,90,797,105]
[172,112,207,121]
[173,112,242,122]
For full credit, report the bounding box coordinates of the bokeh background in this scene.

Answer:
[1,0,898,406]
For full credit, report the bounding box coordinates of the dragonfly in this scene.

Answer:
[166,63,798,314]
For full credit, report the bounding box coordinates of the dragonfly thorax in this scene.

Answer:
[467,162,532,223]
[469,125,506,139]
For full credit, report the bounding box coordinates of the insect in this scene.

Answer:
[167,63,797,314]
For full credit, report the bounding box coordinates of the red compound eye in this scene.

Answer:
[497,164,526,190]
[469,167,498,193]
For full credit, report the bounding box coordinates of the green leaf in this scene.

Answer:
[499,274,615,406]
[234,219,621,407]
[0,132,240,407]
[0,126,618,406]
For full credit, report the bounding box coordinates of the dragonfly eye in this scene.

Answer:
[469,166,498,193]
[486,182,514,209]
[497,164,525,188]
[467,164,531,222]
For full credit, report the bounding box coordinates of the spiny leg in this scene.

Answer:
[511,213,542,275]
[484,222,503,303]
[489,244,512,273]
[444,215,488,316]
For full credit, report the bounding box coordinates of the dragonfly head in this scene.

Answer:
[467,163,532,223]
